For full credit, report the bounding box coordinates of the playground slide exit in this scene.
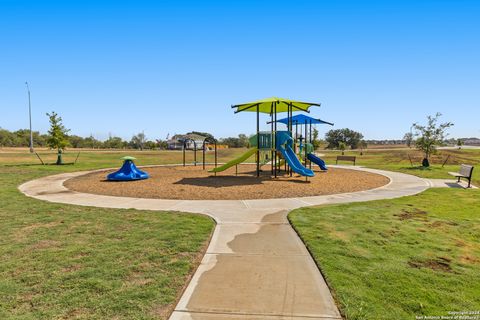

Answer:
[278,144,315,177]
[209,147,258,173]
[307,153,328,171]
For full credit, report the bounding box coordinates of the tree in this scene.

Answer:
[46,111,70,165]
[457,138,464,150]
[130,132,146,150]
[325,128,364,149]
[403,132,413,148]
[144,140,158,150]
[68,135,86,148]
[312,127,321,150]
[156,139,168,150]
[338,141,346,155]
[0,128,16,147]
[359,140,368,155]
[104,136,125,149]
[412,113,453,167]
[238,134,249,148]
[187,131,214,140]
[13,129,31,147]
[220,134,249,148]
[84,135,102,149]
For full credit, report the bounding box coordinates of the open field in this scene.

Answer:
[289,188,480,319]
[0,148,248,169]
[1,147,478,186]
[0,156,215,319]
[318,147,480,186]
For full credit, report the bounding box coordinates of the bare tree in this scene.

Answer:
[403,132,413,148]
[130,132,146,150]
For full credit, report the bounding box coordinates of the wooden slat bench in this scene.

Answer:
[336,155,356,165]
[448,164,474,188]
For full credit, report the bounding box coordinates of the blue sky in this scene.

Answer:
[1,0,479,141]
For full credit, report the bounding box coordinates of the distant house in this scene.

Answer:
[167,133,206,150]
[366,139,406,145]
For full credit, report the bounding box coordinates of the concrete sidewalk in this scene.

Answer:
[19,166,436,320]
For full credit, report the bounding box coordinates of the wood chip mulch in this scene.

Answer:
[64,165,390,200]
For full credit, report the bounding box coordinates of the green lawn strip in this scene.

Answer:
[0,148,251,168]
[320,148,480,186]
[2,147,478,185]
[289,188,480,319]
[0,165,215,319]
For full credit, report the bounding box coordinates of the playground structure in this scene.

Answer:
[210,97,333,179]
[274,114,333,172]
[64,100,395,201]
[107,156,149,181]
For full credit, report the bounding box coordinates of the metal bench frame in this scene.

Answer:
[448,164,474,188]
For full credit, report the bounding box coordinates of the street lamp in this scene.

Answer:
[25,81,34,153]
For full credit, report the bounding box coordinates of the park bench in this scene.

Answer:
[336,155,356,165]
[448,164,474,188]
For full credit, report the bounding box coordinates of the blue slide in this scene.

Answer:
[307,153,328,171]
[278,144,315,177]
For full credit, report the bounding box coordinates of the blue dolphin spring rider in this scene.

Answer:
[107,156,149,181]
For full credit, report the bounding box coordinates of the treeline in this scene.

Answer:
[186,131,250,148]
[0,129,47,147]
[0,128,162,150]
[220,134,249,148]
[324,128,366,149]
[0,128,251,149]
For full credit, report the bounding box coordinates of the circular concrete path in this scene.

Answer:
[19,165,432,320]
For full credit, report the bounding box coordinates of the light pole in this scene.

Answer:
[25,82,34,153]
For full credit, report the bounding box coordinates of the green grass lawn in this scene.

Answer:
[1,147,479,319]
[320,148,480,186]
[0,153,216,319]
[289,188,480,319]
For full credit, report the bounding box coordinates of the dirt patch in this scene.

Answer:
[64,165,389,200]
[124,273,153,287]
[460,255,480,264]
[28,240,61,250]
[61,264,82,273]
[408,257,453,272]
[395,208,428,221]
[14,221,63,241]
[455,239,480,265]
[329,230,350,242]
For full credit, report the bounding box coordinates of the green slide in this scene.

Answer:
[209,147,258,173]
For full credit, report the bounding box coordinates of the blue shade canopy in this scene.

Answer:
[273,114,334,126]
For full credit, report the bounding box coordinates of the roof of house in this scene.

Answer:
[168,133,206,143]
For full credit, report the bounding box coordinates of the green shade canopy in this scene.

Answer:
[232,97,321,114]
